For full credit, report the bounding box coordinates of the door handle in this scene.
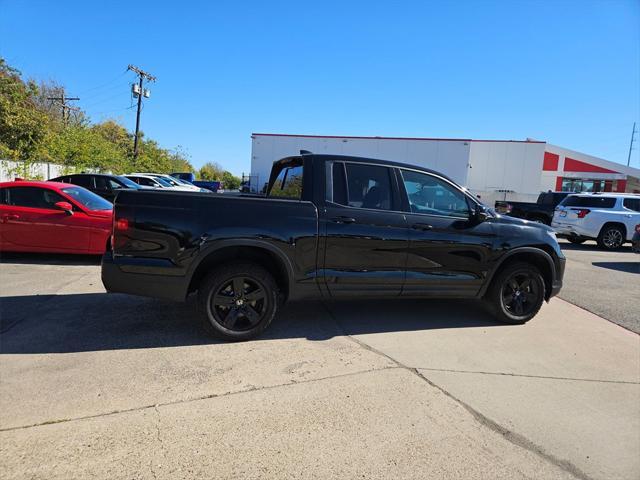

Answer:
[1,214,19,222]
[411,223,433,231]
[330,216,356,224]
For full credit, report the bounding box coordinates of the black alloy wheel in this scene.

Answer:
[486,262,545,324]
[500,272,539,317]
[199,263,278,341]
[212,276,267,331]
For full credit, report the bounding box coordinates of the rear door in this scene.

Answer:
[397,168,494,297]
[622,198,640,240]
[0,186,90,252]
[321,161,408,296]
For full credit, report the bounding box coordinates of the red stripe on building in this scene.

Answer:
[543,152,559,171]
[564,157,618,174]
[555,177,563,191]
[615,180,627,192]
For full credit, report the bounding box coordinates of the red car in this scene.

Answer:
[0,180,113,254]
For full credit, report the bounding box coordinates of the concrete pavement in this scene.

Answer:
[558,239,640,333]
[1,255,639,479]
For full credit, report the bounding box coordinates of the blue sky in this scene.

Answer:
[1,0,638,175]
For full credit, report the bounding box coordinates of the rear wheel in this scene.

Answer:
[485,262,545,324]
[597,225,624,250]
[198,263,279,341]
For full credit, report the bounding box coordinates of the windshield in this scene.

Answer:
[61,186,113,210]
[116,176,139,188]
[154,177,173,187]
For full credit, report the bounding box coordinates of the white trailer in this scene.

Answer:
[250,133,546,204]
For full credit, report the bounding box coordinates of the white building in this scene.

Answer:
[250,133,640,204]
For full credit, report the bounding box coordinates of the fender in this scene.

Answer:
[477,246,556,298]
[186,238,296,292]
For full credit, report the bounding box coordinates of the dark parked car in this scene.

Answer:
[632,224,640,253]
[495,191,570,225]
[102,153,565,341]
[49,173,141,202]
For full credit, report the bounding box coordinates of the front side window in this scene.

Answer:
[94,177,115,191]
[3,187,66,209]
[269,165,303,199]
[400,169,470,218]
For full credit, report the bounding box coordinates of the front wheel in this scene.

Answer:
[597,225,624,250]
[485,262,545,324]
[198,263,279,341]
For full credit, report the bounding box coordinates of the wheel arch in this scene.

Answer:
[481,247,556,301]
[598,221,627,239]
[187,240,294,301]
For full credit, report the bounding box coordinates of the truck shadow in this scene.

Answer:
[0,293,503,354]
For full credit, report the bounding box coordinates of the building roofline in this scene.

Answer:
[251,132,546,144]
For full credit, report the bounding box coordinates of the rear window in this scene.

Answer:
[268,163,303,199]
[561,196,616,208]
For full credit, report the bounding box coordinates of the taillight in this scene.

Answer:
[572,208,590,218]
[115,218,129,231]
[635,224,640,234]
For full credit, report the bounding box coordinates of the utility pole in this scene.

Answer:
[627,121,637,167]
[47,89,80,125]
[127,64,156,160]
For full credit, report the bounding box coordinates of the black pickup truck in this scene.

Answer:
[494,191,570,225]
[103,153,565,340]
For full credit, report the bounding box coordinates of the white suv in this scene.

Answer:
[552,193,640,250]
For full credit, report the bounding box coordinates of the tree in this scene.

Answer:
[222,171,241,190]
[198,161,224,180]
[0,58,51,161]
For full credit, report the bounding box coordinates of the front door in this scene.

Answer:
[0,186,90,252]
[322,161,409,296]
[397,168,495,297]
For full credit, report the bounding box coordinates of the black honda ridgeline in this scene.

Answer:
[102,153,565,341]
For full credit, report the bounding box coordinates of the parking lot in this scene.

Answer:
[1,243,639,480]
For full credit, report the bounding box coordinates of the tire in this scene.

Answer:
[198,263,279,341]
[597,225,625,250]
[567,237,586,244]
[485,262,545,324]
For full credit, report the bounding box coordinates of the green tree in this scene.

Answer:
[0,58,51,161]
[221,171,241,190]
[198,161,224,180]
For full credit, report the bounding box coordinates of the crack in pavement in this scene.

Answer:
[321,302,596,480]
[416,367,640,385]
[0,366,400,433]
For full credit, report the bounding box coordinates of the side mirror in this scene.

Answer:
[54,201,73,215]
[471,204,489,223]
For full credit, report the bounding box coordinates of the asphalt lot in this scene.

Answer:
[0,249,639,480]
[557,239,640,333]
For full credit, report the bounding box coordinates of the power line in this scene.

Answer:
[127,64,156,160]
[47,89,80,125]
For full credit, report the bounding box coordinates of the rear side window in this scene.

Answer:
[623,198,640,212]
[68,176,93,188]
[561,196,616,208]
[269,165,303,199]
[3,187,66,209]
